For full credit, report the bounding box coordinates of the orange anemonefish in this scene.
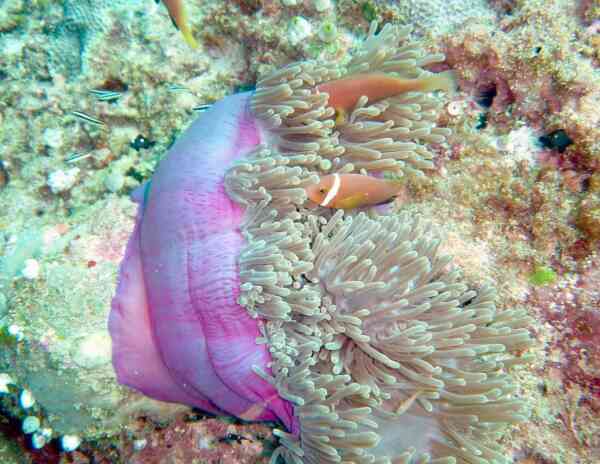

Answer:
[305,173,403,210]
[316,71,456,124]
[157,0,198,49]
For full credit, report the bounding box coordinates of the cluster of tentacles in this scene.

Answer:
[224,23,532,464]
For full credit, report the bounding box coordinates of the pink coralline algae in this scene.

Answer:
[530,256,600,399]
[109,23,531,463]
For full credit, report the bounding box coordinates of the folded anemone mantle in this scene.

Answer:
[109,22,533,464]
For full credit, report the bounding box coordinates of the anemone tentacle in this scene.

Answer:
[225,21,532,464]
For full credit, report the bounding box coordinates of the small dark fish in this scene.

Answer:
[130,135,156,151]
[539,129,573,153]
[71,111,106,128]
[89,89,122,102]
[192,104,212,112]
[218,433,249,445]
[65,152,92,164]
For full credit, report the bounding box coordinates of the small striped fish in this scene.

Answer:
[89,89,122,102]
[167,83,191,93]
[65,152,92,164]
[192,104,212,112]
[71,111,106,128]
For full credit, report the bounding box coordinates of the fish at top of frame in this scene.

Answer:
[156,0,198,49]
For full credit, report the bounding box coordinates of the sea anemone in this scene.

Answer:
[109,22,532,464]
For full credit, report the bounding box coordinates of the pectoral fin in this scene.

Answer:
[334,193,370,210]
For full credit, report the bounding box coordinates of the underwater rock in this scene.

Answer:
[395,0,495,36]
[0,196,185,440]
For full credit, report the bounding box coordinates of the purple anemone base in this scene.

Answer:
[108,91,297,433]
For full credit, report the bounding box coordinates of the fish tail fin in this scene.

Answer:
[181,27,198,48]
[421,70,458,95]
[174,4,198,49]
[383,173,406,201]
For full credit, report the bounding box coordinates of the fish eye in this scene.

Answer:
[319,188,326,194]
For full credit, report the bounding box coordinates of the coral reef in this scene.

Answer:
[119,415,274,464]
[0,0,598,462]
[394,0,496,36]
[1,197,136,439]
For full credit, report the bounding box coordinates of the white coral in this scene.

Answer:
[48,168,79,194]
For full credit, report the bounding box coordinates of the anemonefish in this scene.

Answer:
[305,173,403,210]
[316,71,456,124]
[156,0,198,49]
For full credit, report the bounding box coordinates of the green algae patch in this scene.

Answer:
[529,266,557,286]
[361,1,377,22]
[0,326,17,348]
